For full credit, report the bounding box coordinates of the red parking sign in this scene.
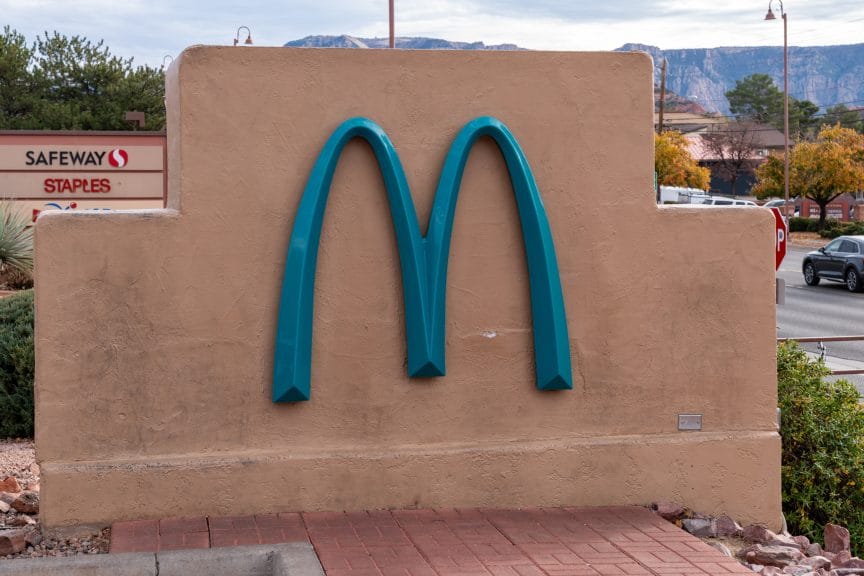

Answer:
[771,207,787,270]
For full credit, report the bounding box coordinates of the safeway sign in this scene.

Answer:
[771,207,787,270]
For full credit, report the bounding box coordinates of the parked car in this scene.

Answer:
[698,196,758,207]
[802,235,864,292]
[763,199,800,217]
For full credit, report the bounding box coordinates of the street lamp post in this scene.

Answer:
[389,0,395,48]
[765,1,790,228]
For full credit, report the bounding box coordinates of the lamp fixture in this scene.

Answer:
[234,26,253,46]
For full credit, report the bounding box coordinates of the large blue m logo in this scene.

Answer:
[273,116,572,402]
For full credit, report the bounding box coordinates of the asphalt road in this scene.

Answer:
[777,244,864,391]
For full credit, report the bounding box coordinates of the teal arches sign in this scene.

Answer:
[273,116,572,402]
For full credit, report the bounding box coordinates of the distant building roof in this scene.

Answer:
[684,121,785,162]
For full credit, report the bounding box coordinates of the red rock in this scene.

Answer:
[834,551,853,566]
[805,543,822,557]
[0,529,27,555]
[10,491,38,515]
[716,515,743,537]
[0,477,20,493]
[8,514,35,527]
[651,502,685,521]
[803,556,832,570]
[843,559,864,569]
[746,545,806,568]
[773,533,804,549]
[745,525,776,543]
[760,567,782,576]
[794,535,811,548]
[825,524,851,553]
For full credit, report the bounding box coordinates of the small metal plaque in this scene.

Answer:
[678,414,702,431]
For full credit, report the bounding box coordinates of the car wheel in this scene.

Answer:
[803,262,820,286]
[846,268,862,292]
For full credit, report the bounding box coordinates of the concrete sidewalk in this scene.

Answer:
[809,353,864,374]
[111,506,753,576]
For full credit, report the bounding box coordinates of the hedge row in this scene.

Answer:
[0,290,34,438]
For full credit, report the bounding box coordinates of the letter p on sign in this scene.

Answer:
[770,207,787,270]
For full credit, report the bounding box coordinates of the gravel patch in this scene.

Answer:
[790,232,828,248]
[0,439,38,489]
[0,439,110,561]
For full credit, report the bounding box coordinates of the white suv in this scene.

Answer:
[699,196,758,207]
[763,199,800,217]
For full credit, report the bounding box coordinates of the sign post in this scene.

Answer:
[771,207,787,270]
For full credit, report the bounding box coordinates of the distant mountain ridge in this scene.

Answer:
[285,35,522,51]
[616,43,864,114]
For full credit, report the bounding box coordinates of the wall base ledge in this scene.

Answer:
[40,429,780,530]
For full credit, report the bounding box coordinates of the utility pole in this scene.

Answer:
[389,0,395,48]
[658,59,667,134]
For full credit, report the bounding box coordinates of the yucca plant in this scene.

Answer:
[0,202,33,276]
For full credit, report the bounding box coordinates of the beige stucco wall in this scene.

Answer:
[34,47,780,529]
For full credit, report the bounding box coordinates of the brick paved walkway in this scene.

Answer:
[111,506,753,575]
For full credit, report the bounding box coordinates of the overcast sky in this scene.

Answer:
[2,0,863,68]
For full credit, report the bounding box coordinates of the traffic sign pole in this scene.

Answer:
[771,207,787,270]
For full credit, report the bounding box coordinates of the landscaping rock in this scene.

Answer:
[834,570,864,576]
[9,514,36,527]
[760,567,783,576]
[794,536,811,549]
[805,543,824,557]
[825,524,851,554]
[741,524,779,544]
[0,500,9,514]
[773,533,807,549]
[743,525,804,550]
[746,545,806,568]
[682,518,714,537]
[10,490,39,515]
[0,492,15,505]
[780,566,812,576]
[651,501,686,521]
[0,528,28,555]
[0,477,21,493]
[834,552,853,566]
[802,556,832,571]
[842,559,864,569]
[716,514,743,537]
[745,525,776,543]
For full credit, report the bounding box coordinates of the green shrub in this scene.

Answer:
[778,341,864,555]
[0,290,34,438]
[0,203,33,275]
[819,221,864,239]
[789,217,839,233]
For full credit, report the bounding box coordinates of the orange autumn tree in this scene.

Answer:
[654,131,710,191]
[754,125,864,228]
